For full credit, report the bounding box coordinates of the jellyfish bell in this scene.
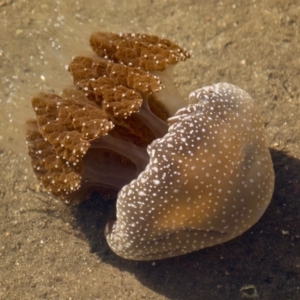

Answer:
[105,82,275,260]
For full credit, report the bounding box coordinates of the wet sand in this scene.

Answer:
[0,1,300,299]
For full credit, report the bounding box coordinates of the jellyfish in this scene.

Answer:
[26,32,274,260]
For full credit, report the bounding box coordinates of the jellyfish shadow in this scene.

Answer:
[71,148,300,300]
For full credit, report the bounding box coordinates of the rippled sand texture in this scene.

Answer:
[0,1,300,300]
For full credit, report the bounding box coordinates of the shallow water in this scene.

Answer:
[1,1,300,299]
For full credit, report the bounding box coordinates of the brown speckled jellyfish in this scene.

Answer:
[26,32,274,260]
[105,82,275,260]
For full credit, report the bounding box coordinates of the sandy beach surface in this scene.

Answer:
[0,0,299,299]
